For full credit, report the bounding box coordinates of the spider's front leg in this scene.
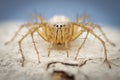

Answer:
[32,14,46,23]
[75,15,89,23]
[79,24,111,68]
[48,41,53,57]
[65,41,69,57]
[88,29,111,68]
[70,26,87,60]
[5,23,39,45]
[18,28,37,67]
[5,15,46,45]
[31,33,40,63]
[75,31,89,60]
[86,23,116,46]
[36,28,53,57]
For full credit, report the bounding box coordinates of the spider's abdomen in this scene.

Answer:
[49,15,70,24]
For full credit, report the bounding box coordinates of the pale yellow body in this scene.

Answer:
[38,15,79,44]
[5,15,115,68]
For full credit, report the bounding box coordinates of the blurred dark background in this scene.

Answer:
[0,0,120,28]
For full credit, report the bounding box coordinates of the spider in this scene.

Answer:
[5,15,115,68]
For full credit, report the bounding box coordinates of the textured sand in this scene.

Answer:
[0,22,120,80]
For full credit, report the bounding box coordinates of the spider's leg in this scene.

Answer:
[73,15,89,36]
[18,28,36,67]
[88,24,115,46]
[75,31,89,60]
[74,23,111,68]
[70,24,88,59]
[65,41,69,57]
[48,41,53,57]
[5,25,24,45]
[32,14,46,23]
[37,29,48,41]
[5,23,38,45]
[71,29,85,41]
[31,33,40,63]
[75,15,89,23]
[36,29,52,57]
[88,29,111,68]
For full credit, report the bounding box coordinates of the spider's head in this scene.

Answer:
[49,15,70,29]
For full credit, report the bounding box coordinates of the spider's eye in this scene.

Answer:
[56,25,59,27]
[60,25,62,27]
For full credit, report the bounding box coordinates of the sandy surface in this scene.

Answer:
[0,22,120,80]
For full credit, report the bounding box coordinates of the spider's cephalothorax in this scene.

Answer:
[5,15,115,68]
[47,15,72,44]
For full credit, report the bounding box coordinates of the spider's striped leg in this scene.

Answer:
[75,15,89,23]
[18,28,36,67]
[31,33,40,63]
[5,25,25,45]
[32,14,46,23]
[48,41,53,57]
[71,29,85,41]
[36,29,52,57]
[79,24,111,68]
[70,26,87,59]
[88,24,115,46]
[88,29,111,68]
[5,23,38,45]
[65,41,69,57]
[75,31,89,60]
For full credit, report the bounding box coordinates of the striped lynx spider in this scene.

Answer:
[5,15,115,68]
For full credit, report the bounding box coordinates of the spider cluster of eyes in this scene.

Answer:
[53,24,65,28]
